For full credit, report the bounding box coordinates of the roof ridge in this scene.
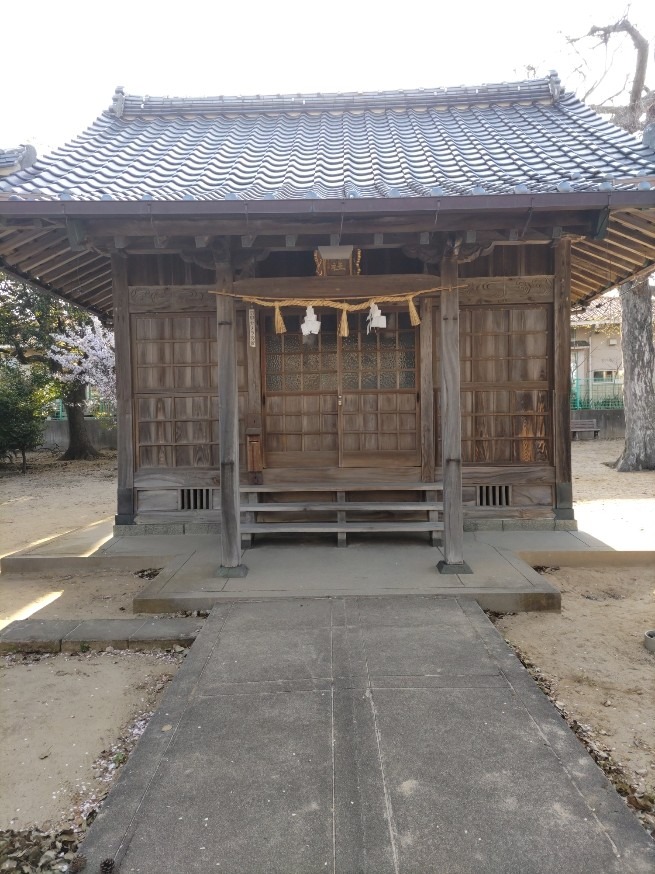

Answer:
[109,74,563,118]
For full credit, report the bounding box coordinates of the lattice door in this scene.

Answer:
[340,312,420,467]
[262,313,339,468]
[262,311,420,469]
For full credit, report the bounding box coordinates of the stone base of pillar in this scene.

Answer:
[436,560,473,575]
[115,514,135,525]
[217,565,249,578]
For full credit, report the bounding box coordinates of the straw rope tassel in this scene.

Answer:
[407,297,421,327]
[339,308,349,338]
[274,304,286,334]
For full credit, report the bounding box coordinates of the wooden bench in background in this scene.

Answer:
[571,419,600,439]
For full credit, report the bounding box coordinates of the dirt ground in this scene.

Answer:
[0,450,117,560]
[0,441,654,836]
[498,439,655,831]
[0,650,176,830]
[0,450,180,833]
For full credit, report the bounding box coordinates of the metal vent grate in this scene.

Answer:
[476,485,511,507]
[180,488,212,510]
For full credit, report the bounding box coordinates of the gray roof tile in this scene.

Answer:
[1,77,654,200]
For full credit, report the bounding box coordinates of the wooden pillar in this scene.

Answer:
[245,305,263,486]
[420,295,435,482]
[437,257,471,573]
[111,253,135,525]
[553,239,574,520]
[216,264,248,576]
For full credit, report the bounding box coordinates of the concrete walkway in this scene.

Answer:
[79,597,654,873]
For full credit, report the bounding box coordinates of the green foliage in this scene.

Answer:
[0,362,54,472]
[0,273,91,366]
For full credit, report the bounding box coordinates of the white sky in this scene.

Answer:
[3,0,654,154]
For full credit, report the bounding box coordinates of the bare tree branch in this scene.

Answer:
[587,18,650,130]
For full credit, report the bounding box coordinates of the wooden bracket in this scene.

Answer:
[66,219,87,252]
[592,208,610,241]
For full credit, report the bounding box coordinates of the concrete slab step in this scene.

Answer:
[0,617,205,653]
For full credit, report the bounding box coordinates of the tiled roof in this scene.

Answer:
[571,292,655,325]
[0,145,37,177]
[571,294,621,324]
[1,75,654,201]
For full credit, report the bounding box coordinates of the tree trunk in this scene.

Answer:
[616,278,655,471]
[59,381,101,461]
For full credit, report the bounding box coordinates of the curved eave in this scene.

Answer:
[1,189,654,217]
[0,224,113,319]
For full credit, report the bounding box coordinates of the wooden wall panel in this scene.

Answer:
[136,489,179,511]
[132,309,248,473]
[459,246,554,279]
[127,256,214,287]
[434,301,553,468]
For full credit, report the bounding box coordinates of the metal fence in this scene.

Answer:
[571,377,624,410]
[48,399,116,419]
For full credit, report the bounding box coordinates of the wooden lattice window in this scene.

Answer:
[180,488,212,510]
[476,485,512,507]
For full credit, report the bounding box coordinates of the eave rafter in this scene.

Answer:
[0,202,654,315]
[570,208,655,304]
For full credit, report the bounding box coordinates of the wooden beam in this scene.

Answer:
[233,274,443,297]
[0,226,54,256]
[571,259,611,287]
[14,241,80,273]
[613,211,655,239]
[59,269,113,297]
[41,253,106,284]
[111,253,135,524]
[580,236,647,265]
[216,263,247,574]
[606,223,655,254]
[460,276,554,304]
[573,246,637,275]
[437,257,468,572]
[553,239,573,520]
[64,275,113,303]
[8,231,66,266]
[77,209,600,241]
